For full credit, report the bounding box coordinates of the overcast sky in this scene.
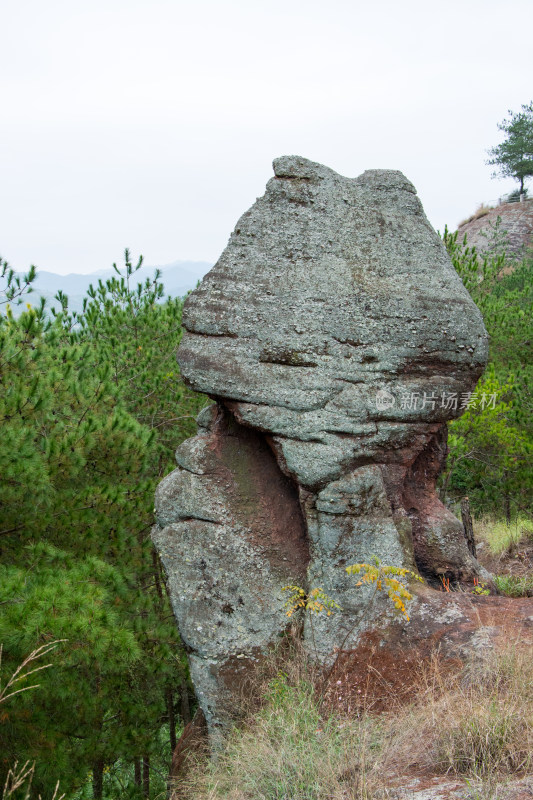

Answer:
[1,0,532,275]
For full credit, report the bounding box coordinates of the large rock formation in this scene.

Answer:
[152,156,489,740]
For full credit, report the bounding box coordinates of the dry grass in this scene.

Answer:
[2,763,64,800]
[383,643,533,779]
[458,204,494,228]
[474,515,533,557]
[178,644,383,800]
[180,682,382,799]
[179,639,533,799]
[1,643,64,800]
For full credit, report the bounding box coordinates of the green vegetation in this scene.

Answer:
[493,574,533,597]
[441,227,532,519]
[474,515,533,557]
[0,255,205,798]
[1,643,65,800]
[487,101,533,196]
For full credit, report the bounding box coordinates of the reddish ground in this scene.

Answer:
[324,586,533,714]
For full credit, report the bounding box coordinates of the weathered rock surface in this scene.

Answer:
[152,156,489,739]
[457,198,533,257]
[153,404,307,737]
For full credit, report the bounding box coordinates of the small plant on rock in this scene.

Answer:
[282,586,342,618]
[345,559,423,622]
[283,558,422,627]
[282,559,424,687]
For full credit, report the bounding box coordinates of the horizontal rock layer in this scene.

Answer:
[178,156,488,490]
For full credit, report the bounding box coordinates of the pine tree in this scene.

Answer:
[441,229,532,517]
[0,254,204,797]
[486,102,533,196]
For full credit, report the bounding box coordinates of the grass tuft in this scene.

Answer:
[383,642,533,780]
[181,669,382,799]
[458,204,494,228]
[494,574,533,597]
[474,515,533,556]
[180,639,533,799]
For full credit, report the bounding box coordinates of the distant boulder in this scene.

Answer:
[457,199,533,258]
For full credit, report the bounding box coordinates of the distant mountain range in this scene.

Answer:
[6,260,213,316]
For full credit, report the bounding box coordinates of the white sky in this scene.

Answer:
[1,0,532,275]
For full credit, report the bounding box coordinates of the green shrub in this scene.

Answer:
[494,574,533,597]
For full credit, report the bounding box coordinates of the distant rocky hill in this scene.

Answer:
[457,198,533,258]
[5,259,212,315]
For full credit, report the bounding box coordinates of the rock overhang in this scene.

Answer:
[177,155,488,488]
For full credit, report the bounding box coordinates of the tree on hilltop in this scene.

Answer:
[487,102,533,196]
